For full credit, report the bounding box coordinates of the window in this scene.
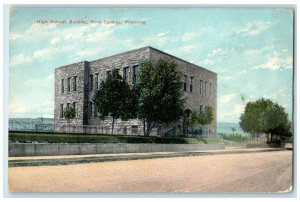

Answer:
[132,125,138,135]
[94,104,98,117]
[183,75,187,91]
[89,102,93,117]
[132,65,140,85]
[209,83,212,97]
[200,80,203,94]
[61,79,64,93]
[67,103,70,109]
[205,82,208,96]
[73,76,77,91]
[106,70,112,79]
[200,105,203,112]
[123,66,129,83]
[73,102,77,117]
[123,127,127,135]
[95,73,99,90]
[90,74,93,91]
[190,77,193,92]
[60,104,64,118]
[67,77,71,92]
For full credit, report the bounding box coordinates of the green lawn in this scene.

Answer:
[9,132,236,145]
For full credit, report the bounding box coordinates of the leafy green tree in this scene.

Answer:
[231,127,236,135]
[93,69,137,134]
[189,107,213,134]
[138,59,184,136]
[239,98,291,143]
[64,107,76,133]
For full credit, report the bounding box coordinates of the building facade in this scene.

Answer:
[54,46,217,136]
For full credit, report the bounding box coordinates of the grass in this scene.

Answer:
[218,133,250,142]
[9,132,235,145]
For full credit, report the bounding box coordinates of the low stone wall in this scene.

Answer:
[9,143,225,157]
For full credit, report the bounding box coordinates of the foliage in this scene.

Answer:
[64,107,76,122]
[64,107,76,133]
[138,59,184,136]
[93,69,137,134]
[189,107,213,130]
[218,133,249,142]
[239,98,291,142]
[9,132,228,145]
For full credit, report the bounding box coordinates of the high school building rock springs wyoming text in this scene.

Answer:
[54,46,217,136]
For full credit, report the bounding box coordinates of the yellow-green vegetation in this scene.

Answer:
[218,133,250,142]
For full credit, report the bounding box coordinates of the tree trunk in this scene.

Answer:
[68,121,70,134]
[146,121,151,136]
[111,117,115,134]
[143,119,146,136]
[266,133,269,143]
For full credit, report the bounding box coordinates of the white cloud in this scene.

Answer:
[201,59,214,66]
[9,33,24,41]
[9,99,30,114]
[236,21,273,36]
[221,76,232,81]
[51,37,61,45]
[10,99,54,118]
[10,23,58,41]
[207,48,235,57]
[9,54,33,67]
[178,45,195,54]
[86,29,115,42]
[74,46,104,58]
[243,46,274,57]
[156,31,169,37]
[10,44,78,68]
[220,93,239,104]
[33,48,55,59]
[256,53,293,71]
[238,70,248,75]
[181,32,197,42]
[219,104,245,123]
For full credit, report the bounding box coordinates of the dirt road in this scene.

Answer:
[9,150,292,193]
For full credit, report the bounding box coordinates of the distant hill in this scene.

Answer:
[9,117,54,131]
[9,118,245,135]
[217,122,245,135]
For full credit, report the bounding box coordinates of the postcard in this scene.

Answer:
[7,7,294,194]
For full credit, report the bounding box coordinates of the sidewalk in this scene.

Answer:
[8,147,286,167]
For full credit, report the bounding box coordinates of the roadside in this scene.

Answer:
[9,147,286,167]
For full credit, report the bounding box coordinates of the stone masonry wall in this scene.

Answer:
[149,48,217,134]
[87,47,151,135]
[54,61,88,132]
[54,46,217,135]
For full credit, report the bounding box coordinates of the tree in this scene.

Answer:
[93,69,137,134]
[239,98,291,143]
[64,107,76,133]
[189,107,213,134]
[138,59,184,136]
[231,127,236,135]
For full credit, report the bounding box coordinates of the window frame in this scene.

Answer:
[61,79,64,94]
[67,77,71,92]
[73,76,77,91]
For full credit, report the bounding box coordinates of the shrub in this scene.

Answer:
[218,133,249,142]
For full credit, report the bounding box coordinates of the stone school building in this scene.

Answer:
[54,46,217,136]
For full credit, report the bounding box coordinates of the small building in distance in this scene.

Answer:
[54,46,217,136]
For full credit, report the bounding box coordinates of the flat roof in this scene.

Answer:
[55,46,217,75]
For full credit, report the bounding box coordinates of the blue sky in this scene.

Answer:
[9,7,294,123]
